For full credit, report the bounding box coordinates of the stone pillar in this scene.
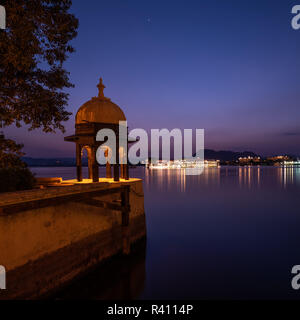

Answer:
[125,137,129,180]
[91,146,99,183]
[114,136,120,182]
[87,147,93,180]
[120,133,129,180]
[120,164,124,179]
[105,149,112,179]
[76,144,82,182]
[124,164,129,180]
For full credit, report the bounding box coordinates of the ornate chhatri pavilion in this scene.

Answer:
[0,79,145,299]
[65,78,129,182]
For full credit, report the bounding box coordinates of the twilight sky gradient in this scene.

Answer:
[4,0,300,157]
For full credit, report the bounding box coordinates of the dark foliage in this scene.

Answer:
[0,133,26,168]
[0,133,36,192]
[0,0,78,133]
[0,1,78,190]
[0,167,36,193]
[204,149,259,161]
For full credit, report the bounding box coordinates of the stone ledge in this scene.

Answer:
[0,178,142,206]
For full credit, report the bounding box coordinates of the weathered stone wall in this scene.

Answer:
[0,179,146,299]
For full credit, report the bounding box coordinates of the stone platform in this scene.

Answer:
[0,178,146,299]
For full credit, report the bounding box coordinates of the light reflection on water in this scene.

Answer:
[31,166,300,191]
[31,166,300,299]
[142,166,300,191]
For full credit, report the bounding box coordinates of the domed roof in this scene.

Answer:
[76,78,126,125]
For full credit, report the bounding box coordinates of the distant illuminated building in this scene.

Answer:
[205,160,220,167]
[266,156,296,166]
[267,155,291,162]
[238,156,261,165]
[283,160,300,167]
[147,159,220,170]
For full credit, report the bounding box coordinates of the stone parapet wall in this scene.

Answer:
[0,179,146,299]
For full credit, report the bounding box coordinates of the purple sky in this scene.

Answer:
[4,0,300,157]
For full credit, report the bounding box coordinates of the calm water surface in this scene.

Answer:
[31,166,300,299]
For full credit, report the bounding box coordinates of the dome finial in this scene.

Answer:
[97,77,106,99]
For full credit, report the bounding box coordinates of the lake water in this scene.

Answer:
[31,166,300,300]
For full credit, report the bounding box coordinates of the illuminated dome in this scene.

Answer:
[76,78,126,125]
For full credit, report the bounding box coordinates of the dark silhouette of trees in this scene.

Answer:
[0,133,36,192]
[0,0,78,133]
[0,1,78,190]
[0,133,26,168]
